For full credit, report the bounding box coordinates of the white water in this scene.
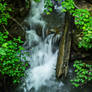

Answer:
[23,35,60,91]
[21,0,65,92]
[27,0,45,26]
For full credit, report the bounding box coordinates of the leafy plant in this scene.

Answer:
[61,0,92,87]
[62,0,75,12]
[61,0,92,49]
[0,31,28,83]
[44,0,54,15]
[71,60,92,87]
[25,0,30,8]
[0,0,12,25]
[34,0,54,14]
[34,0,40,2]
[0,0,28,84]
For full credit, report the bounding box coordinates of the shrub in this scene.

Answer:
[0,31,28,83]
[71,60,92,87]
[0,0,28,84]
[62,0,92,49]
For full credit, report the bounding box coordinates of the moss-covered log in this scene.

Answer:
[56,13,72,78]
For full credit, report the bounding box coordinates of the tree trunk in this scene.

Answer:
[56,12,72,78]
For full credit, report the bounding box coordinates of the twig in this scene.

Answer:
[10,16,25,32]
[74,2,80,9]
[2,24,13,38]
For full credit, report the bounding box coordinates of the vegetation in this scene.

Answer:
[44,0,54,14]
[71,60,92,87]
[0,0,28,84]
[61,0,92,87]
[0,0,11,25]
[62,0,92,49]
[34,0,54,14]
[0,32,28,84]
[0,0,92,88]
[34,0,40,2]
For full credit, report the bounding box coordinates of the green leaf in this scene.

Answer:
[0,48,6,55]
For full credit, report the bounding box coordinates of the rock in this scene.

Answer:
[46,27,61,35]
[35,24,43,37]
[22,21,31,30]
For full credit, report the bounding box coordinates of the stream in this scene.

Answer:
[15,0,92,92]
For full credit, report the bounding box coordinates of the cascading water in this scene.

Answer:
[15,0,92,92]
[20,0,65,92]
[23,35,60,91]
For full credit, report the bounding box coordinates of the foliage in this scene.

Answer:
[34,0,54,14]
[62,0,75,12]
[62,0,92,49]
[34,0,40,2]
[0,0,12,25]
[0,0,28,84]
[71,60,92,87]
[0,31,28,84]
[44,0,54,15]
[62,0,92,87]
[25,0,30,8]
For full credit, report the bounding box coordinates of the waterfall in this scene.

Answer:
[20,0,66,92]
[15,1,92,92]
[23,35,59,91]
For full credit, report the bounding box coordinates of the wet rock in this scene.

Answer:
[26,23,43,37]
[22,21,31,30]
[35,24,43,37]
[24,30,41,48]
[46,27,62,46]
[22,21,43,37]
[46,28,60,35]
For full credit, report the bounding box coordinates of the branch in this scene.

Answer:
[74,2,80,9]
[2,24,13,38]
[10,16,25,32]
